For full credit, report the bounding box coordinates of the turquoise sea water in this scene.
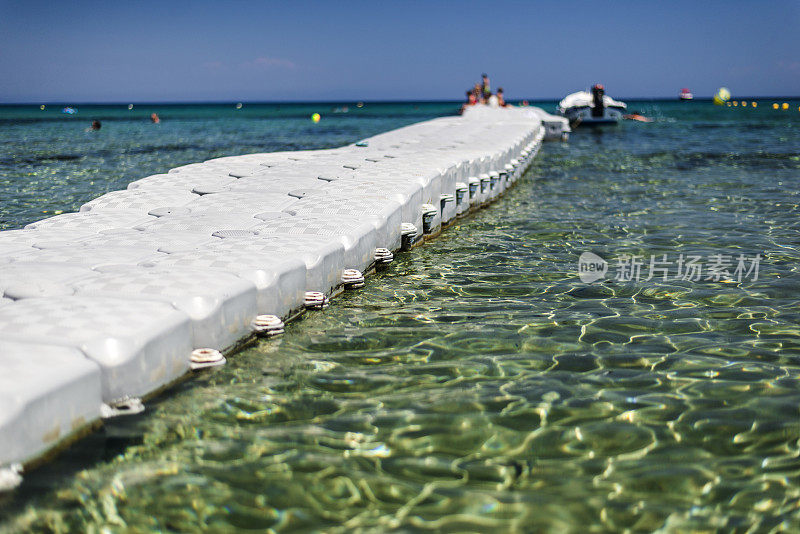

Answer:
[0,100,799,532]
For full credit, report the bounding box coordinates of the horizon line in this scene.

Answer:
[2,95,800,106]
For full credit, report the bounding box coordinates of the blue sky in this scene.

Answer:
[0,0,797,102]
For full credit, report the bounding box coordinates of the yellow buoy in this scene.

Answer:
[782,103,789,110]
[741,101,747,107]
[752,102,757,108]
[773,103,779,109]
[311,113,321,123]
[39,105,45,110]
[713,87,731,105]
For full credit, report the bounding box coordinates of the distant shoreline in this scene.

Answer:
[2,96,799,106]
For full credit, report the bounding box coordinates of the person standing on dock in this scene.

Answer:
[473,83,485,104]
[497,88,508,107]
[461,90,478,114]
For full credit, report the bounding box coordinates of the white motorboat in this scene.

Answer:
[556,84,626,125]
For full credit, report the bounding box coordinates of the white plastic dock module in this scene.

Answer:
[0,340,103,471]
[70,265,259,352]
[210,231,346,297]
[80,189,199,214]
[24,210,157,232]
[0,297,193,403]
[0,105,550,477]
[252,214,379,273]
[142,247,307,317]
[0,262,94,297]
[286,196,404,253]
[3,265,258,352]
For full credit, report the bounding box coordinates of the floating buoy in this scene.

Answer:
[311,113,321,123]
[342,269,365,289]
[772,103,779,109]
[401,223,418,250]
[39,105,45,110]
[0,464,22,491]
[741,101,747,107]
[782,103,789,110]
[357,102,364,108]
[101,397,144,418]
[726,102,731,107]
[251,315,284,336]
[713,87,730,105]
[304,291,329,309]
[752,102,757,108]
[732,101,738,106]
[235,102,242,109]
[128,104,134,110]
[374,248,394,265]
[190,348,225,370]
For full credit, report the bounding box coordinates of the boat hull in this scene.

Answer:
[557,106,624,126]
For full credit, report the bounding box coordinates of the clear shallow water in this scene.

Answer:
[1,100,800,532]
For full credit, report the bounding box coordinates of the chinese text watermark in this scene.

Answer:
[578,252,760,283]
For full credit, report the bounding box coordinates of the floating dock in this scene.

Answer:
[0,106,568,488]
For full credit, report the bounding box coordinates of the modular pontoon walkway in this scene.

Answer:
[0,106,568,488]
